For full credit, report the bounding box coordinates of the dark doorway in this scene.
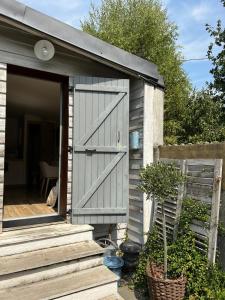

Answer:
[3,65,68,224]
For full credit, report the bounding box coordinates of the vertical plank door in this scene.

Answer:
[71,76,129,224]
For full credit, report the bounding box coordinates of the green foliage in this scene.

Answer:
[206,0,225,106]
[179,198,210,231]
[133,227,163,291]
[134,198,225,299]
[81,0,225,145]
[81,0,191,144]
[178,90,225,144]
[139,161,186,279]
[139,162,185,204]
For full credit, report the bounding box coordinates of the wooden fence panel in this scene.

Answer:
[155,158,223,264]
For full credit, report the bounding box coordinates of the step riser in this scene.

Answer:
[48,281,118,300]
[0,256,103,289]
[0,231,93,256]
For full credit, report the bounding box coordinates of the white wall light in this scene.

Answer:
[34,40,55,61]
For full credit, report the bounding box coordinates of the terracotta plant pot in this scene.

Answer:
[146,262,186,300]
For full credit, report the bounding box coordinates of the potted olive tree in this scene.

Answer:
[139,162,186,300]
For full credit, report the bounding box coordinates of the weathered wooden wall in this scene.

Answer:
[127,79,144,244]
[0,63,6,232]
[127,82,164,244]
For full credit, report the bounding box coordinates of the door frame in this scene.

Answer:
[3,64,68,226]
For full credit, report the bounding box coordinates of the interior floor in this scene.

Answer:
[3,187,56,219]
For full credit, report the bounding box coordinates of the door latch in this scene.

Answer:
[86,148,97,153]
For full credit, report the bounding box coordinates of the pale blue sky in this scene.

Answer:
[19,0,225,89]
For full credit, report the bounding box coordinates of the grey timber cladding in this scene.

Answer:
[128,79,144,244]
[71,76,129,224]
[0,63,6,232]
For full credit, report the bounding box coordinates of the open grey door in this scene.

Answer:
[71,76,129,224]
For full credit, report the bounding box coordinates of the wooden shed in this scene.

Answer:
[0,1,164,298]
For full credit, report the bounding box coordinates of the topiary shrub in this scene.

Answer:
[139,161,185,279]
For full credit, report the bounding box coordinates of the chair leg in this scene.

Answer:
[45,178,50,199]
[41,178,45,196]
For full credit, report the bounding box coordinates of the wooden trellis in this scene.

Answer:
[155,158,223,264]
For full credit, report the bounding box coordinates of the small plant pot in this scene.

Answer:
[146,262,186,300]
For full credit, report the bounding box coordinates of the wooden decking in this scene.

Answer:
[3,187,56,219]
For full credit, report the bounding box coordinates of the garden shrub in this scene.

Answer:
[133,198,225,299]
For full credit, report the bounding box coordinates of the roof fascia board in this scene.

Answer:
[0,16,143,81]
[0,0,164,86]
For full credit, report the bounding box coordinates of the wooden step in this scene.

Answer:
[0,256,103,289]
[99,294,125,300]
[0,240,104,276]
[0,265,118,300]
[0,241,105,289]
[0,224,93,256]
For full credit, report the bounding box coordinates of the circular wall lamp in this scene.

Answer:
[34,40,55,61]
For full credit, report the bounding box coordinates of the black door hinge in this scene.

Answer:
[69,86,74,93]
[68,146,73,154]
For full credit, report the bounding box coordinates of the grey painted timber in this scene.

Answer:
[72,76,129,224]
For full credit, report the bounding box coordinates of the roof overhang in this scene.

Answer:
[0,0,164,87]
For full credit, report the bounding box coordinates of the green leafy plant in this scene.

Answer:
[178,90,225,144]
[134,198,225,299]
[139,162,185,279]
[206,0,225,107]
[82,0,191,145]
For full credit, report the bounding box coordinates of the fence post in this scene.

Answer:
[173,160,186,241]
[208,159,223,264]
